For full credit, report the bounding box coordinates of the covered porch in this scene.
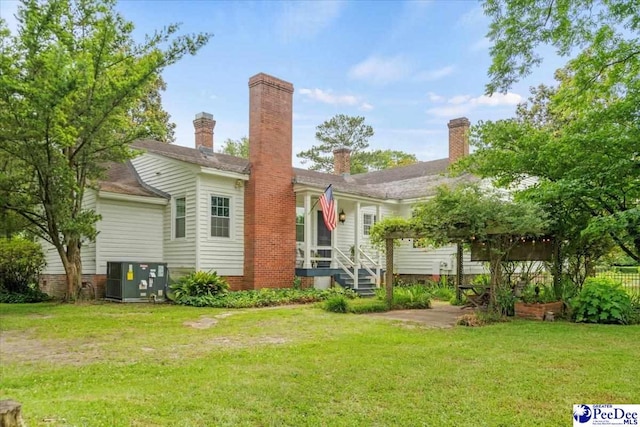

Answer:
[294,187,386,294]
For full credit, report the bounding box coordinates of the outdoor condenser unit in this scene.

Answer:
[106,261,168,302]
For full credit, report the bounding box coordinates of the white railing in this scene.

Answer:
[359,247,382,287]
[334,247,357,288]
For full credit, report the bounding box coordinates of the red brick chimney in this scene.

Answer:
[194,112,215,150]
[447,117,470,164]
[244,73,295,290]
[333,148,351,175]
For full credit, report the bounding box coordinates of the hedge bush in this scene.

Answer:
[0,237,46,294]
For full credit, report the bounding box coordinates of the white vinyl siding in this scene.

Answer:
[95,199,164,274]
[131,154,197,270]
[41,189,98,275]
[393,203,486,275]
[198,174,244,275]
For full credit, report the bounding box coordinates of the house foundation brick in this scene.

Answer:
[244,73,296,290]
[39,274,106,300]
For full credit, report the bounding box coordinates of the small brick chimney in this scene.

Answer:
[447,117,470,164]
[193,112,216,150]
[244,73,295,290]
[333,147,351,175]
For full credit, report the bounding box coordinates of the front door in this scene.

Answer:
[317,211,331,268]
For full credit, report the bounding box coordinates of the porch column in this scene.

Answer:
[330,198,338,268]
[354,201,361,289]
[376,204,382,286]
[304,194,311,268]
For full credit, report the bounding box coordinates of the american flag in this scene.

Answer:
[319,185,336,231]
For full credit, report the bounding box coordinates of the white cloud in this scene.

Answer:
[426,92,523,118]
[473,92,522,106]
[348,55,412,84]
[299,88,373,111]
[278,1,345,41]
[448,95,471,105]
[456,6,487,28]
[470,37,492,52]
[414,65,456,82]
[427,92,445,103]
[426,105,472,118]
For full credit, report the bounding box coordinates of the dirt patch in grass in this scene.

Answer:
[367,301,470,328]
[0,331,103,365]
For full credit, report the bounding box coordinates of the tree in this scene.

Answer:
[219,136,248,158]
[370,185,549,310]
[484,0,640,94]
[128,76,176,143]
[0,0,211,300]
[297,114,417,174]
[472,0,640,266]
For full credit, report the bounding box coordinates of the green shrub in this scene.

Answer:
[0,237,46,294]
[519,283,557,304]
[347,298,388,314]
[324,295,348,313]
[170,285,357,308]
[0,283,50,303]
[616,266,639,274]
[388,285,431,309]
[450,294,467,306]
[169,270,229,303]
[629,293,640,325]
[572,277,632,324]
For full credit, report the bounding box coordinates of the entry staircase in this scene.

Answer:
[333,247,382,297]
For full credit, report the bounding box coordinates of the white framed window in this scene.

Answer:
[174,197,186,239]
[211,195,230,238]
[296,207,305,242]
[363,213,376,236]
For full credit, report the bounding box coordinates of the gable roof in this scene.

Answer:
[132,140,250,175]
[98,161,169,199]
[293,158,477,200]
[98,139,472,201]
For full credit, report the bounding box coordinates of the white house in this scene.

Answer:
[40,73,487,298]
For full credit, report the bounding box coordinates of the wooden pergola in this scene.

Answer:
[383,231,464,306]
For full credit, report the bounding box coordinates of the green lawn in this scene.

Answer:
[1,302,639,426]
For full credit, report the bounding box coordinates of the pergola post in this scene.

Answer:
[456,242,463,300]
[385,238,394,306]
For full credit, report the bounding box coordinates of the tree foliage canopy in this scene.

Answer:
[297,114,416,174]
[0,0,211,299]
[219,136,249,158]
[484,0,640,93]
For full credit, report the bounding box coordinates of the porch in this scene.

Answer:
[294,188,386,295]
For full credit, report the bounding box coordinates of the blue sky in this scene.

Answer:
[0,0,565,167]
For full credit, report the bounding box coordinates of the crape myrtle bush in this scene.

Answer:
[0,238,49,303]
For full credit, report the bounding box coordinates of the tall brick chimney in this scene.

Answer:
[194,112,216,150]
[333,148,351,175]
[244,73,295,290]
[447,117,470,164]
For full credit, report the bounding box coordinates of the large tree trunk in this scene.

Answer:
[58,239,83,302]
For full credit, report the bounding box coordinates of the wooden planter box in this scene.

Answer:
[514,301,563,320]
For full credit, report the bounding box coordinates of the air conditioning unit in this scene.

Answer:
[106,261,169,302]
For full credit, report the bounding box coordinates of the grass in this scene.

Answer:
[1,302,640,426]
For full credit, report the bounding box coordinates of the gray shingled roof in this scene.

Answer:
[132,140,250,174]
[98,161,169,198]
[293,158,476,200]
[98,140,472,200]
